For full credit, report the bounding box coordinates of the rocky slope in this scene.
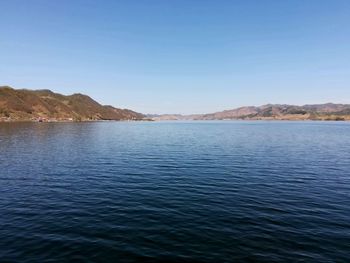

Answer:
[0,86,144,121]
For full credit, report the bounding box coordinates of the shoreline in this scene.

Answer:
[1,118,349,123]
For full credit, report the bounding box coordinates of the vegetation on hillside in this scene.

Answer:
[0,86,144,121]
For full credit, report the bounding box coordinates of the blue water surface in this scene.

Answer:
[0,121,349,262]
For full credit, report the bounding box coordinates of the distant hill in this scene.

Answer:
[153,104,350,121]
[2,86,349,122]
[0,86,144,121]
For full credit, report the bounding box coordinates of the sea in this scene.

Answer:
[0,121,349,262]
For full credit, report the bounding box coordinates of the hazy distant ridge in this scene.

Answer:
[152,104,350,121]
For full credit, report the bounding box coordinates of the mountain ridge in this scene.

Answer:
[1,86,350,122]
[150,103,350,121]
[0,86,144,121]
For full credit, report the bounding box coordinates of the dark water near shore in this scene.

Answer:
[1,121,350,262]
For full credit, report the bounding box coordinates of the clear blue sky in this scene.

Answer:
[1,0,350,114]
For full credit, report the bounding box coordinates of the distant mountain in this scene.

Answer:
[2,86,349,122]
[146,113,201,121]
[0,86,144,121]
[153,103,350,121]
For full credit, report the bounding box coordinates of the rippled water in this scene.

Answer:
[0,121,350,262]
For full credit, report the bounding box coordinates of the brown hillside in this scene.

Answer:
[0,86,144,121]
